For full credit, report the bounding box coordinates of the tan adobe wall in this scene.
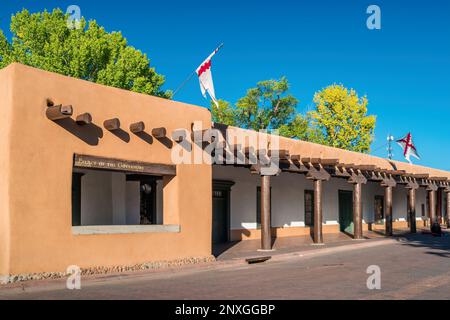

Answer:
[0,65,13,276]
[0,63,212,276]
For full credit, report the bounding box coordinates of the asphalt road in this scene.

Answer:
[1,233,450,300]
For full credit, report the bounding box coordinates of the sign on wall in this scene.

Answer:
[74,154,176,176]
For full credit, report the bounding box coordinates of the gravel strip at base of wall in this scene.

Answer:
[0,256,216,284]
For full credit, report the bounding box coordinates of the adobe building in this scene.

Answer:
[0,63,450,281]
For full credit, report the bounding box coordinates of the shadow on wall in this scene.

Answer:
[51,117,175,148]
[54,118,103,146]
[111,128,130,143]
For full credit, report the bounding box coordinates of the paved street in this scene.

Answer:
[1,232,450,300]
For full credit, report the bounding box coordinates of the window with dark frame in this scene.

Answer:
[304,190,314,227]
[71,169,163,227]
[374,195,384,223]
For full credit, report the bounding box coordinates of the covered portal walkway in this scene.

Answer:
[210,124,450,252]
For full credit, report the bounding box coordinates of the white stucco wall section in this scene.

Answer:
[79,171,163,226]
[213,165,425,231]
[81,170,114,225]
[125,181,140,225]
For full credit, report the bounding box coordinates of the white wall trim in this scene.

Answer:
[72,225,180,235]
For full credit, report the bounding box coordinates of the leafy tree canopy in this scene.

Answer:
[309,84,376,153]
[0,9,171,98]
[212,81,376,153]
[211,77,298,132]
[234,77,298,131]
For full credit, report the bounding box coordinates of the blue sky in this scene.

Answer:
[1,0,449,170]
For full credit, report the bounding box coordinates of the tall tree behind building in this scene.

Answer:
[212,81,376,153]
[212,77,298,132]
[309,84,376,153]
[0,9,171,98]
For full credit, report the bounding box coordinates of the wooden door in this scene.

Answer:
[339,190,354,234]
[212,181,234,244]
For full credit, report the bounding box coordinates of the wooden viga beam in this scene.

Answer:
[318,159,339,166]
[130,121,145,134]
[336,163,356,169]
[405,180,420,190]
[368,171,384,181]
[396,175,409,185]
[353,165,378,171]
[46,104,73,121]
[257,149,271,166]
[171,129,187,142]
[305,161,331,181]
[300,157,339,166]
[243,147,258,165]
[405,173,429,179]
[347,170,367,185]
[429,177,449,182]
[152,127,167,139]
[75,113,92,125]
[226,144,247,164]
[267,150,290,160]
[334,166,351,178]
[384,170,406,175]
[380,176,397,188]
[104,118,120,131]
[289,155,309,173]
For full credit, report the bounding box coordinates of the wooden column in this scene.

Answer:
[446,190,450,228]
[408,188,417,233]
[353,182,363,240]
[313,179,323,244]
[348,171,367,240]
[260,175,272,251]
[406,180,419,234]
[306,164,330,245]
[381,175,396,237]
[385,186,393,236]
[429,189,437,225]
[437,188,443,224]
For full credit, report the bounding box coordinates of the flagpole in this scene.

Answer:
[387,134,394,160]
[172,71,196,98]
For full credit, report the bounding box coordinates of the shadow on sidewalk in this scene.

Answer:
[395,228,450,258]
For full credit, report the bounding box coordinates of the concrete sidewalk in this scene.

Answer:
[214,228,411,261]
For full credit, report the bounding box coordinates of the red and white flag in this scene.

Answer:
[397,133,420,164]
[196,44,222,107]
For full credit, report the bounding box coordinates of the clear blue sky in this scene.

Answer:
[1,0,449,170]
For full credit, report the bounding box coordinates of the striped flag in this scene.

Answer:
[397,133,420,164]
[196,44,222,107]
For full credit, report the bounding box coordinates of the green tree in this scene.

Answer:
[234,77,298,131]
[309,84,376,153]
[210,99,235,126]
[278,114,309,140]
[0,9,171,98]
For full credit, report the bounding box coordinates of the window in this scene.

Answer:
[71,169,164,227]
[374,195,384,222]
[256,186,272,227]
[304,190,314,227]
